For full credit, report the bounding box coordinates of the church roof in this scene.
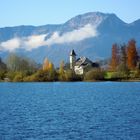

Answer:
[75,56,99,68]
[76,57,93,67]
[70,50,76,56]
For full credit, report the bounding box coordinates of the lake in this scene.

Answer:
[0,82,140,140]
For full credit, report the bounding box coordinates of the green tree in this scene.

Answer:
[6,53,38,73]
[118,44,129,75]
[0,58,7,71]
[0,58,7,80]
[58,61,67,81]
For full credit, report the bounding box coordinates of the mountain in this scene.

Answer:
[0,12,140,66]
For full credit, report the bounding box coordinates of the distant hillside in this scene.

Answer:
[0,12,140,65]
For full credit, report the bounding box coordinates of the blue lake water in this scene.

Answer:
[0,82,140,140]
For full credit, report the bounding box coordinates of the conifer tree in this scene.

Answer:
[127,39,138,69]
[110,44,120,71]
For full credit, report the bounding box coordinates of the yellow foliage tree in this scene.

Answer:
[43,58,50,71]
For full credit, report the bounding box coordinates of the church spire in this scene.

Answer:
[70,49,76,56]
[70,50,76,70]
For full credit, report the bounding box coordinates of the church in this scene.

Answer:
[70,50,99,75]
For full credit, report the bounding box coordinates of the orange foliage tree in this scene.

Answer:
[110,44,120,71]
[127,39,138,69]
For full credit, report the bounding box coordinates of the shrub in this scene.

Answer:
[6,71,18,81]
[65,70,82,81]
[0,70,6,81]
[110,71,129,80]
[13,72,24,82]
[84,69,105,81]
[24,69,57,82]
[129,70,140,79]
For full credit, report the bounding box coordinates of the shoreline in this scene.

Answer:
[1,79,140,83]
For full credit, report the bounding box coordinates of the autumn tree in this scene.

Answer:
[48,62,57,81]
[127,39,138,69]
[110,44,120,71]
[43,58,50,71]
[41,58,57,81]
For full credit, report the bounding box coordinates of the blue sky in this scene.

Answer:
[0,0,140,27]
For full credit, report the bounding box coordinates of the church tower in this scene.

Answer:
[70,50,76,70]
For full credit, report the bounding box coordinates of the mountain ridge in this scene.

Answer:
[0,12,140,66]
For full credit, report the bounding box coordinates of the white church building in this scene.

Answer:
[70,50,99,75]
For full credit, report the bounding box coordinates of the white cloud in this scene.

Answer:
[0,38,21,51]
[0,34,47,52]
[24,34,47,51]
[0,24,98,52]
[45,24,97,45]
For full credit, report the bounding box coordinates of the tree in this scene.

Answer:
[6,53,38,73]
[127,39,138,69]
[58,61,67,81]
[43,58,50,71]
[48,62,57,81]
[117,45,129,79]
[0,58,7,71]
[110,44,120,71]
[0,58,7,80]
[6,54,20,71]
[118,44,128,73]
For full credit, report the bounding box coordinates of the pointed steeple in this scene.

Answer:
[70,50,76,70]
[70,49,76,56]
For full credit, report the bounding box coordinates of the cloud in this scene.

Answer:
[45,24,98,45]
[24,34,47,51]
[0,34,47,52]
[0,38,21,51]
[0,24,98,52]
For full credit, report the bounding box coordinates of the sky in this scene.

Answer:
[0,0,140,27]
